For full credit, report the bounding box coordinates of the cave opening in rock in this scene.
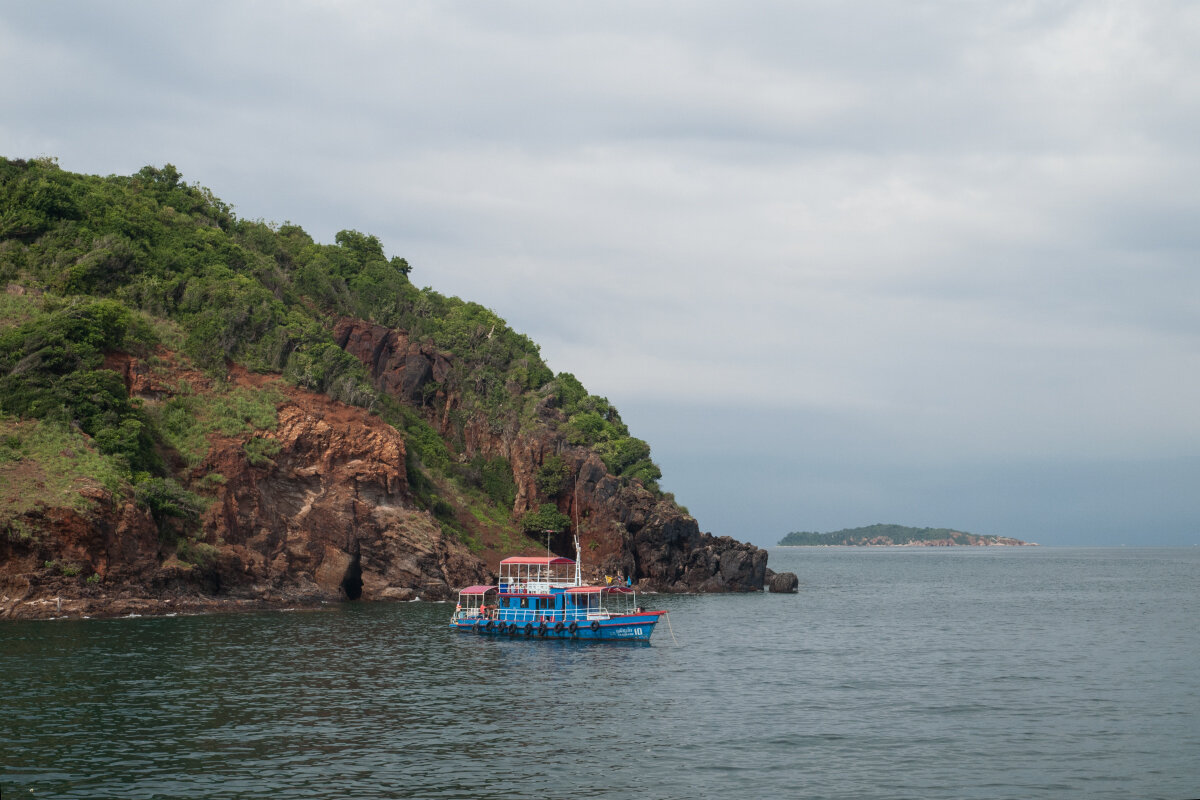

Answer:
[340,552,363,601]
[546,528,573,559]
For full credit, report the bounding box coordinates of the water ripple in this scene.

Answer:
[2,548,1199,799]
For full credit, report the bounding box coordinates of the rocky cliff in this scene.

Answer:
[0,158,768,620]
[1,330,766,620]
[1,358,492,618]
[337,319,767,593]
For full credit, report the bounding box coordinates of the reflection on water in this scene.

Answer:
[2,548,1198,799]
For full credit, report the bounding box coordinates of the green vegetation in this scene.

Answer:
[453,454,518,509]
[243,436,282,467]
[0,296,160,474]
[43,559,81,577]
[133,476,204,529]
[555,373,660,489]
[535,454,570,498]
[779,524,1025,546]
[519,503,572,536]
[145,382,283,467]
[0,156,666,552]
[0,417,128,513]
[176,537,219,568]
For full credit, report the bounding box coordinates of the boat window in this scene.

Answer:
[520,597,529,608]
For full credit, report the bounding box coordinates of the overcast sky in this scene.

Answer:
[3,2,1198,545]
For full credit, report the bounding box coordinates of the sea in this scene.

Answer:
[2,546,1198,800]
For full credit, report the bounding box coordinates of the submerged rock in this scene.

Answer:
[768,571,799,593]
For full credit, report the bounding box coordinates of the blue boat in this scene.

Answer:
[449,544,666,642]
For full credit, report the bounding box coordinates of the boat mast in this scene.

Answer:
[572,470,582,586]
[574,531,582,586]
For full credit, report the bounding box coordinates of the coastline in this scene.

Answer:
[0,591,432,622]
[776,541,1040,547]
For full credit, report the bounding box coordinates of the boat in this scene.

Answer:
[449,537,667,642]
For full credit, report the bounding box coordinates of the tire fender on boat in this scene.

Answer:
[524,623,534,637]
[538,623,548,637]
[554,621,565,634]
[590,621,600,633]
[485,620,494,631]
[568,621,579,636]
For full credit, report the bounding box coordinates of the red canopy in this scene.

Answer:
[457,585,497,594]
[499,556,575,565]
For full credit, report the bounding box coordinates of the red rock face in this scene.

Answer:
[336,318,767,594]
[199,399,488,603]
[0,490,163,619]
[334,320,452,407]
[0,359,491,619]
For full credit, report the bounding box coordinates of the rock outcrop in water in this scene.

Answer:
[766,570,799,593]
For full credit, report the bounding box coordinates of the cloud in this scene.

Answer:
[2,0,1198,542]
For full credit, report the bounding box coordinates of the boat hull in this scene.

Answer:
[450,613,664,642]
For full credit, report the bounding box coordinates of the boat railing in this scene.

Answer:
[486,606,627,623]
[453,608,487,622]
[458,603,653,625]
[499,581,560,595]
[454,582,645,626]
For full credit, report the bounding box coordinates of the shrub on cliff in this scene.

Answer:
[0,297,160,473]
[519,503,572,535]
[134,477,203,530]
[455,454,519,509]
[535,455,570,498]
[553,376,661,491]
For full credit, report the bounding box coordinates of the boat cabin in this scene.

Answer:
[450,550,663,641]
[451,556,642,625]
[498,556,575,594]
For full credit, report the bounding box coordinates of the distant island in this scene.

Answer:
[778,524,1036,547]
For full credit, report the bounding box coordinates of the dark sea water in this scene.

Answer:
[2,547,1199,800]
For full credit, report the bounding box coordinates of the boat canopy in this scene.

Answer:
[499,555,578,593]
[457,585,497,595]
